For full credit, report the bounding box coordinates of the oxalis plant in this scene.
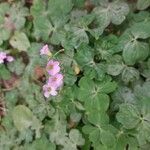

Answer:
[0,0,150,150]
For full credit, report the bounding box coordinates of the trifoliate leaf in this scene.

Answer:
[78,76,116,125]
[119,29,150,65]
[83,125,116,149]
[91,0,129,37]
[117,98,150,146]
[64,25,89,49]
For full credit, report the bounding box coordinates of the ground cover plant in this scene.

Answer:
[0,0,150,149]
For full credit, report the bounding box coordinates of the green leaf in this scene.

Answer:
[70,112,82,123]
[117,103,141,129]
[78,76,117,125]
[88,110,109,126]
[131,21,150,39]
[75,44,94,67]
[123,40,149,65]
[7,58,25,75]
[69,129,85,146]
[73,0,85,8]
[12,105,35,131]
[0,27,11,45]
[25,136,56,150]
[0,65,11,80]
[107,64,124,76]
[31,0,45,17]
[64,67,77,86]
[64,25,89,49]
[24,43,46,77]
[83,125,101,146]
[121,67,139,83]
[134,81,150,100]
[100,130,116,148]
[91,1,129,37]
[119,29,150,65]
[10,32,30,51]
[117,98,150,146]
[0,3,10,45]
[83,125,116,149]
[12,105,42,137]
[48,109,68,146]
[106,55,125,76]
[48,0,73,19]
[31,0,53,42]
[111,86,136,111]
[9,2,29,29]
[137,0,150,10]
[33,16,53,41]
[78,76,117,103]
[115,130,139,150]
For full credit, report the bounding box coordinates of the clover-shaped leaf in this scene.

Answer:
[78,76,117,125]
[118,29,149,65]
[117,98,150,146]
[91,0,129,38]
[83,124,116,149]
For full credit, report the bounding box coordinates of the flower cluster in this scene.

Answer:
[40,45,63,98]
[0,52,14,64]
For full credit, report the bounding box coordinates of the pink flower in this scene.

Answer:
[48,73,63,89]
[0,52,7,64]
[40,44,51,56]
[6,56,14,62]
[43,83,57,98]
[46,60,60,76]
